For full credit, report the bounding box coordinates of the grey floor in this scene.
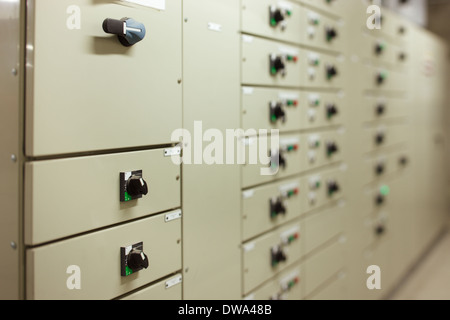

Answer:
[390,230,450,300]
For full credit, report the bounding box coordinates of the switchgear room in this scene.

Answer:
[1,0,450,300]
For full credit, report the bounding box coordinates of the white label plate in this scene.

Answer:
[165,274,182,289]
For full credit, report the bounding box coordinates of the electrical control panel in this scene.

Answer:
[1,0,448,302]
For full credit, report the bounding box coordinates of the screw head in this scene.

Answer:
[10,242,17,250]
[11,68,18,76]
[11,154,17,163]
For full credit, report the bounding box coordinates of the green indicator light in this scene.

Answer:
[315,141,320,147]
[271,115,277,123]
[289,281,295,288]
[380,185,390,196]
[314,19,319,25]
[287,55,293,61]
[271,18,277,26]
[315,100,320,106]
[287,146,294,152]
[315,59,320,66]
[316,182,321,188]
[287,10,292,16]
[271,212,277,218]
[271,67,277,75]
[287,100,293,106]
[381,72,388,79]
[272,261,278,267]
[124,192,132,202]
[288,191,294,197]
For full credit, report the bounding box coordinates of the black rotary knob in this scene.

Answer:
[270,9,285,26]
[270,102,286,123]
[375,225,385,236]
[376,104,386,116]
[279,152,287,169]
[327,142,339,157]
[326,104,338,119]
[328,181,340,196]
[270,198,287,218]
[126,175,149,197]
[326,27,337,41]
[376,73,386,85]
[375,43,384,55]
[270,56,286,75]
[399,156,408,166]
[127,249,149,272]
[375,133,385,145]
[375,163,385,176]
[326,65,338,79]
[375,194,385,206]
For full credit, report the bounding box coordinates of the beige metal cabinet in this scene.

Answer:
[361,95,407,123]
[120,274,182,300]
[359,33,408,69]
[26,0,182,156]
[300,91,345,129]
[306,274,347,300]
[302,50,345,89]
[242,134,303,188]
[243,263,303,300]
[303,166,346,211]
[242,87,302,133]
[242,220,302,294]
[242,35,303,87]
[299,7,344,52]
[303,202,345,255]
[26,211,182,300]
[360,124,408,154]
[242,178,303,241]
[241,0,303,45]
[300,129,344,171]
[361,150,410,185]
[362,64,408,92]
[303,240,345,297]
[25,149,181,245]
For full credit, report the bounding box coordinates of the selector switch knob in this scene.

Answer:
[375,163,385,176]
[270,102,286,123]
[126,175,149,197]
[375,133,385,145]
[376,104,386,116]
[270,198,287,219]
[127,249,149,272]
[375,194,385,206]
[326,65,338,79]
[326,27,338,41]
[270,55,286,76]
[375,225,385,236]
[327,142,339,157]
[326,104,338,119]
[270,9,285,26]
[103,18,146,47]
[328,181,340,196]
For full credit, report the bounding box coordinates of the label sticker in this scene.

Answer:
[242,35,254,43]
[121,0,165,10]
[243,190,255,199]
[242,87,254,95]
[208,22,222,32]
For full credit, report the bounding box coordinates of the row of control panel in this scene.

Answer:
[2,0,448,300]
[240,0,348,300]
